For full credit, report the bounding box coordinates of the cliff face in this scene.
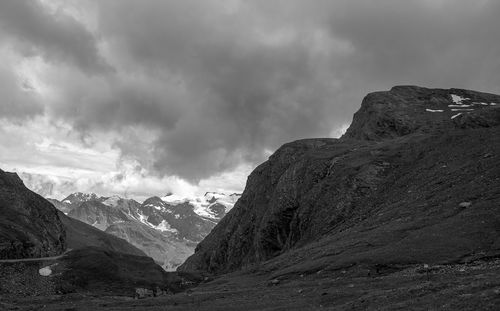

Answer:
[0,170,66,259]
[179,86,500,274]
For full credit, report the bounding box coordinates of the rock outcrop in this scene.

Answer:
[344,85,500,140]
[0,170,66,259]
[179,86,500,274]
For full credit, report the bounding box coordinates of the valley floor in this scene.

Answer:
[2,258,499,310]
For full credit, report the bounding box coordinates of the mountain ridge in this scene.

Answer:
[179,85,500,274]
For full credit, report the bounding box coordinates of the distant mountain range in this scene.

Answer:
[47,191,241,270]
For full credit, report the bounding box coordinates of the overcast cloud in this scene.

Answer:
[1,0,499,199]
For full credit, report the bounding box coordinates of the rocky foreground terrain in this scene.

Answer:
[1,85,499,310]
[4,258,499,310]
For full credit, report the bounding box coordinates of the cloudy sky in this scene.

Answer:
[1,0,499,201]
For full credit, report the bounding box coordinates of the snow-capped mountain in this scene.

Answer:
[161,192,241,220]
[62,191,101,205]
[49,191,241,270]
[52,192,106,214]
[138,196,215,242]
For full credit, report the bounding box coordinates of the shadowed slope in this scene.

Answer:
[180,86,500,274]
[0,170,65,259]
[58,211,146,257]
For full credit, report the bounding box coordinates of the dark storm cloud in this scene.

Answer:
[0,0,110,74]
[2,0,500,181]
[53,0,340,180]
[324,0,500,88]
[45,72,186,132]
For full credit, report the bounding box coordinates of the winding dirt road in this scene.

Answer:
[0,249,72,263]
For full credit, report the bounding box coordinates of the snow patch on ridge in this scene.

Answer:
[144,203,163,211]
[155,220,178,233]
[451,94,470,105]
[161,193,189,205]
[137,212,148,224]
[192,202,216,219]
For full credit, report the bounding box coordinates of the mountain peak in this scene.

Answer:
[62,192,100,203]
[342,85,500,141]
[0,169,25,188]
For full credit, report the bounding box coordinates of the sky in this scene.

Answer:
[1,0,499,201]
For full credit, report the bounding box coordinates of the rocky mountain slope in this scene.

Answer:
[58,211,145,257]
[105,221,195,270]
[140,196,215,241]
[179,85,500,274]
[68,200,131,231]
[0,170,65,259]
